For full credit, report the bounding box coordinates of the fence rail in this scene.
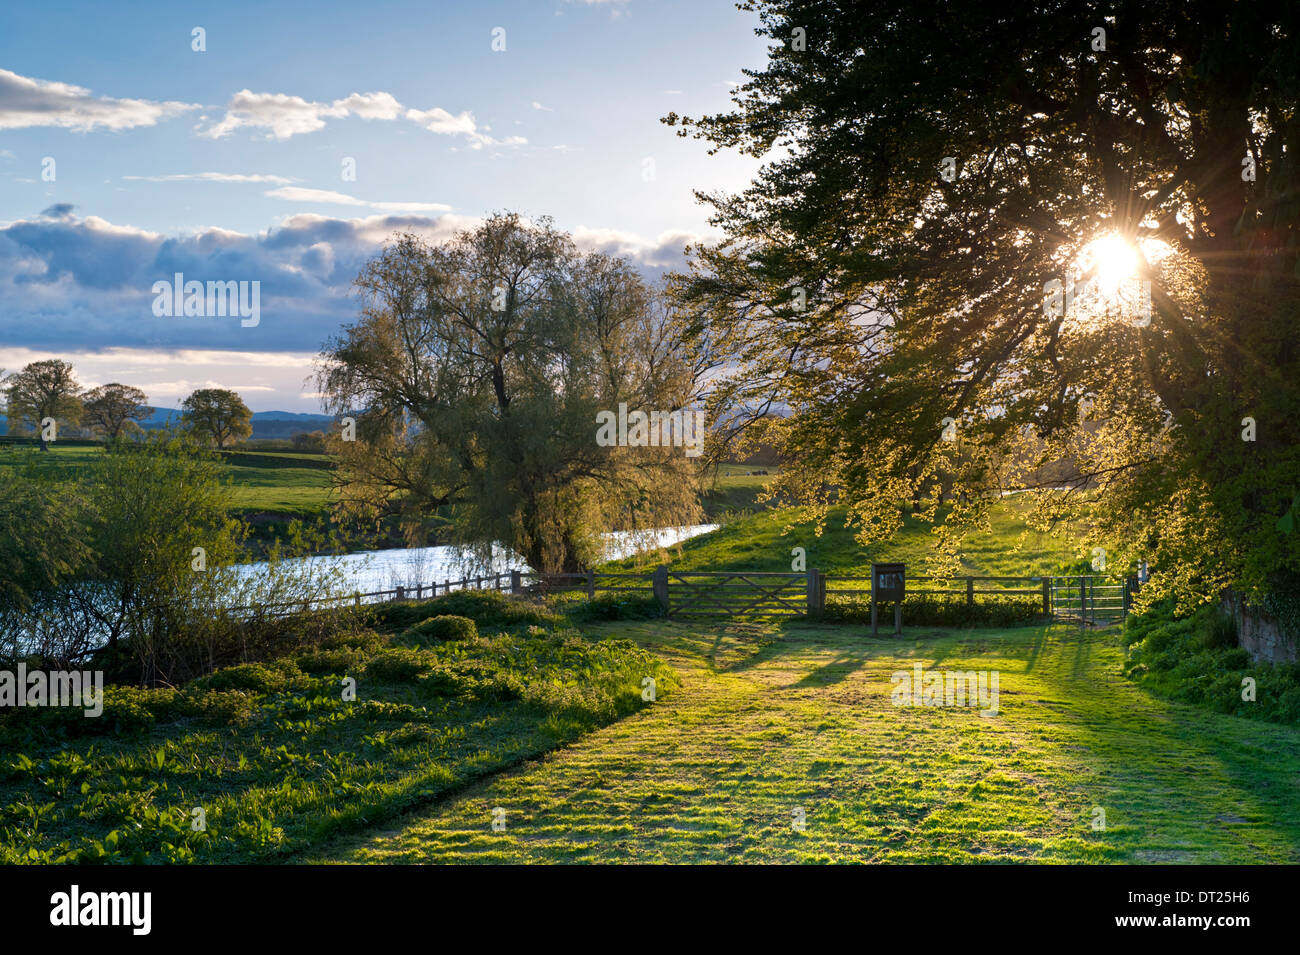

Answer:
[234,565,1138,627]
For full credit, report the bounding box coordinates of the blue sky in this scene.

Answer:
[0,0,766,411]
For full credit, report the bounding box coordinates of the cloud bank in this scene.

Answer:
[0,207,698,355]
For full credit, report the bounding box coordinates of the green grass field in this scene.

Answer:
[0,444,333,519]
[0,597,677,864]
[4,443,1295,864]
[608,494,1092,577]
[317,617,1300,864]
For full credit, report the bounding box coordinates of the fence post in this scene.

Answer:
[806,568,820,615]
[1042,578,1051,617]
[966,576,974,608]
[653,565,669,613]
[511,570,522,595]
[1079,575,1086,629]
[354,592,361,608]
[586,570,595,600]
[396,585,405,603]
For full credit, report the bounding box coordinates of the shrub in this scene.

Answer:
[1124,598,1300,725]
[400,615,478,645]
[821,593,1043,628]
[364,648,437,683]
[295,646,371,676]
[190,660,304,694]
[566,593,665,622]
[369,589,558,632]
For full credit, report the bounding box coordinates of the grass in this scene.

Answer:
[0,597,675,864]
[0,443,333,520]
[222,461,332,517]
[607,494,1093,577]
[316,617,1300,864]
[700,463,777,521]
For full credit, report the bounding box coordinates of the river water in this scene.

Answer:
[239,523,719,597]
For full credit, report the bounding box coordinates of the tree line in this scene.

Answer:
[2,362,257,451]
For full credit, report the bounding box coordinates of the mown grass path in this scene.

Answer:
[316,620,1300,863]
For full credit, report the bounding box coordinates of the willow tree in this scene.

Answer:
[664,0,1300,610]
[317,214,703,573]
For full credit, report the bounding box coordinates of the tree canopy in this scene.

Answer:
[4,359,82,450]
[181,388,253,448]
[664,0,1300,608]
[82,383,151,440]
[317,213,704,573]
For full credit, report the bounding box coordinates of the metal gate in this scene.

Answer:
[1050,575,1130,626]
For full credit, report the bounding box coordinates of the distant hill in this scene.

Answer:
[140,408,335,439]
[1,408,334,439]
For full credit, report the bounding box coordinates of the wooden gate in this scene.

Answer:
[666,571,807,619]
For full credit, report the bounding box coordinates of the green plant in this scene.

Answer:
[399,614,478,645]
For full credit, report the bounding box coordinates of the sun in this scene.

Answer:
[1081,233,1140,295]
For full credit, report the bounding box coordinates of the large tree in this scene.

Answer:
[181,388,253,448]
[317,213,704,573]
[665,0,1300,609]
[4,359,82,450]
[82,383,151,440]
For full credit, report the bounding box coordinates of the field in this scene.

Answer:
[0,446,767,534]
[0,594,677,863]
[0,444,333,521]
[608,493,1093,577]
[318,617,1300,864]
[6,445,1296,865]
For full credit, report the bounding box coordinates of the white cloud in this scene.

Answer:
[403,105,479,136]
[265,186,451,213]
[200,89,353,140]
[201,88,527,148]
[124,172,298,184]
[0,68,197,132]
[532,101,553,111]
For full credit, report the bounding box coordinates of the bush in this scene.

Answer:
[295,646,370,676]
[821,593,1043,628]
[565,593,665,622]
[364,648,437,683]
[1124,598,1300,725]
[400,615,478,645]
[370,589,559,632]
[190,660,305,694]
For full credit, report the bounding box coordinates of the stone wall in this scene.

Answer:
[1221,591,1299,664]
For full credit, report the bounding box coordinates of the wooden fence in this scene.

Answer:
[238,565,1137,627]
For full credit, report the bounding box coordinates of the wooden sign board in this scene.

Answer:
[871,562,905,635]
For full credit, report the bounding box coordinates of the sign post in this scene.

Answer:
[871,562,905,636]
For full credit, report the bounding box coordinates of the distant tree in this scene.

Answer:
[181,388,253,448]
[82,383,151,440]
[291,430,328,453]
[4,359,82,450]
[318,213,705,573]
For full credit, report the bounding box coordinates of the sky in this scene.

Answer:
[0,0,767,412]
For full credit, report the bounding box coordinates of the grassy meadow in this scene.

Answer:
[318,617,1300,864]
[6,444,1296,865]
[609,492,1094,578]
